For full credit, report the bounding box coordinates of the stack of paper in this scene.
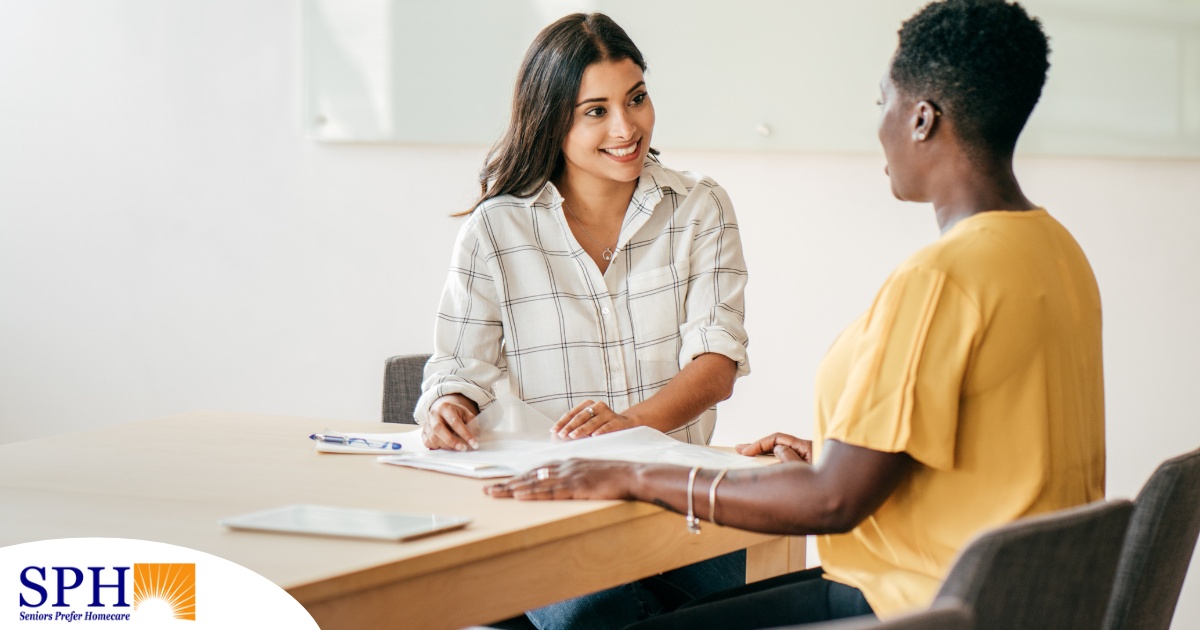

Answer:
[378,399,766,478]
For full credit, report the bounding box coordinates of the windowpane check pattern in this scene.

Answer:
[416,159,750,444]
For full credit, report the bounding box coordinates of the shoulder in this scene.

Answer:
[453,186,564,261]
[460,188,554,237]
[470,190,542,223]
[900,210,1074,284]
[895,215,1007,279]
[642,158,724,199]
[640,158,734,224]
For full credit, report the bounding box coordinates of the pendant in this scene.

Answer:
[602,248,613,261]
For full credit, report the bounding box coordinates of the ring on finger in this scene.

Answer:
[536,467,550,480]
[585,406,595,417]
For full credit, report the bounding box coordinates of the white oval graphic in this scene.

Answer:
[0,538,318,628]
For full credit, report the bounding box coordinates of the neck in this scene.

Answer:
[555,170,638,222]
[930,152,1037,233]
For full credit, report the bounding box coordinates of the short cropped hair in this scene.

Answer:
[891,0,1050,157]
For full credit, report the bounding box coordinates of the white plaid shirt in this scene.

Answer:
[415,158,750,444]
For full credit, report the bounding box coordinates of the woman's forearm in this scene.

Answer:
[629,441,913,535]
[630,462,843,535]
[622,352,738,432]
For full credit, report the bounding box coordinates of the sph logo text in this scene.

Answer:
[18,566,130,608]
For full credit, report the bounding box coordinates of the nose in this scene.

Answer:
[609,108,635,141]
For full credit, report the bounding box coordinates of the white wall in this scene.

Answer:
[2,1,1198,626]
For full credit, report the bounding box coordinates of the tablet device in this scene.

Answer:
[219,504,472,541]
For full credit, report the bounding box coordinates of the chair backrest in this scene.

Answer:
[382,353,431,424]
[1103,446,1200,630]
[789,599,973,630]
[935,499,1133,630]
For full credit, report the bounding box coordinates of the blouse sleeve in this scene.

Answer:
[413,218,505,423]
[823,265,981,471]
[677,181,751,377]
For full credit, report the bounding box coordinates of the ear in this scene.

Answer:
[910,100,941,143]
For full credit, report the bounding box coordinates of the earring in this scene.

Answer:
[913,132,926,141]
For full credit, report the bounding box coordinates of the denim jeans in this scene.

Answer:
[624,566,874,630]
[525,550,746,630]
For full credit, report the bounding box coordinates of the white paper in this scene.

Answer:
[472,396,557,437]
[378,398,767,477]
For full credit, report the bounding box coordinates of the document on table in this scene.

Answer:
[378,398,766,478]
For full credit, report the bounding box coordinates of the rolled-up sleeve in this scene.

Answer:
[678,181,751,377]
[414,219,505,423]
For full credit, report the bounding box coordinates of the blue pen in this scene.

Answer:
[309,433,403,450]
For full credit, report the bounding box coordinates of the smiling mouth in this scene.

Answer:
[602,140,639,158]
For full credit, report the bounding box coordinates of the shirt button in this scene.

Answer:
[602,307,610,316]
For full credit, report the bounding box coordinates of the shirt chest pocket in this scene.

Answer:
[626,264,687,363]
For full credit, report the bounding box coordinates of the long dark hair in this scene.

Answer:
[459,13,653,216]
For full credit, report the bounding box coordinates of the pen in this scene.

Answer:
[309,434,403,450]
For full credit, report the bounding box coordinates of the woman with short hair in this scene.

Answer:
[488,1,1106,627]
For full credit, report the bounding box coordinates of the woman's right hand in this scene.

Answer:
[735,432,813,464]
[484,459,638,501]
[423,394,480,451]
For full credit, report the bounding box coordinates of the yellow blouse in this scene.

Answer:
[813,209,1106,617]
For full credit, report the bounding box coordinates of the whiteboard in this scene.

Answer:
[303,0,1200,157]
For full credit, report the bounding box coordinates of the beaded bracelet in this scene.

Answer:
[686,466,702,534]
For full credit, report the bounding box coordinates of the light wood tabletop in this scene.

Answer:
[0,412,803,629]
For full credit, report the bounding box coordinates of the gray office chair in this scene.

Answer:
[776,599,973,629]
[382,353,538,630]
[772,502,1129,630]
[935,499,1133,630]
[382,353,431,424]
[1103,446,1200,630]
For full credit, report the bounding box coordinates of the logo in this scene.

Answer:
[2,538,317,628]
[17,562,195,623]
[133,564,196,620]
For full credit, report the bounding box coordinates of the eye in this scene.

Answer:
[585,106,606,118]
[630,92,648,106]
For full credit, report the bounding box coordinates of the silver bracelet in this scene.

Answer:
[709,468,730,526]
[686,466,702,534]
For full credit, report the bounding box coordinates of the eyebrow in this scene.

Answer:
[576,81,646,107]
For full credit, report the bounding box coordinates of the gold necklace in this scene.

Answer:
[563,200,616,261]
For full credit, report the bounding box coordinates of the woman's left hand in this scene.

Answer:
[484,459,637,500]
[551,400,636,439]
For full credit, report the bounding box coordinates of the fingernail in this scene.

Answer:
[469,439,479,448]
[456,443,467,452]
[568,431,579,438]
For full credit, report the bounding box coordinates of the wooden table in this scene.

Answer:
[0,412,804,629]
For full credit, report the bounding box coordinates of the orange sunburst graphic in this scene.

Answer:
[133,563,196,620]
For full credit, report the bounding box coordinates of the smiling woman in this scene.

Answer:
[411,12,752,630]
